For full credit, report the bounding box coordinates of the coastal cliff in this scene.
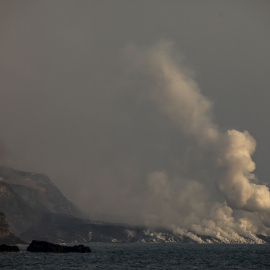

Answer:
[0,166,82,235]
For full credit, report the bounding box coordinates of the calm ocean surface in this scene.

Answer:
[0,243,270,269]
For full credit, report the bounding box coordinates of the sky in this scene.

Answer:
[1,0,270,242]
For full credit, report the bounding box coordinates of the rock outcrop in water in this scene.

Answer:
[27,240,91,253]
[0,244,20,252]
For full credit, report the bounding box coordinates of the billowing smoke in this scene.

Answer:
[123,41,270,243]
[218,130,270,212]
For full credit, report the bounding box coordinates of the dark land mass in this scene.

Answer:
[22,212,263,244]
[27,240,90,253]
[0,244,20,252]
[21,212,200,243]
[1,166,270,244]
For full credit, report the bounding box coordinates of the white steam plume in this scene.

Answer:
[218,130,270,212]
[124,41,270,242]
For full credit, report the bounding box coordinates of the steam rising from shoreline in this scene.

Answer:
[124,41,270,243]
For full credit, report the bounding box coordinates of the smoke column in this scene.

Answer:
[124,41,270,243]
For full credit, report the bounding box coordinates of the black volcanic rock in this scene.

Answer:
[27,240,91,253]
[0,244,19,252]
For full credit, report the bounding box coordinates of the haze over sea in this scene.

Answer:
[1,243,270,269]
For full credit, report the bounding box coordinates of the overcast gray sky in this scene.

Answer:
[1,1,270,236]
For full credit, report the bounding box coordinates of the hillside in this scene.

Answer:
[0,166,82,235]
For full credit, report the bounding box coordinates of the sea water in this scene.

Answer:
[0,243,270,269]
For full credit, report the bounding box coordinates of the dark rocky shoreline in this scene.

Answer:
[27,240,91,253]
[0,240,91,253]
[0,244,20,252]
